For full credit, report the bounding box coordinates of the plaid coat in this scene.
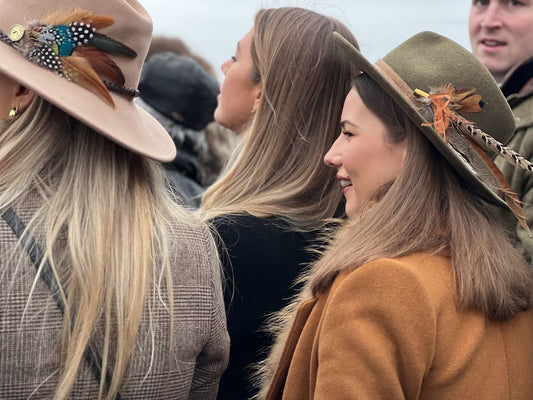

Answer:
[0,190,229,399]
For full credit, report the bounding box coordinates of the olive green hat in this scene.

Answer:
[334,31,532,228]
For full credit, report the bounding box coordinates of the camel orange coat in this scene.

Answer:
[265,253,533,399]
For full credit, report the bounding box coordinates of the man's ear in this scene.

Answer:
[14,85,36,113]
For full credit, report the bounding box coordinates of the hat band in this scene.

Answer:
[102,80,139,98]
[374,59,415,102]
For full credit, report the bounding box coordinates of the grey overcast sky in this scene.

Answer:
[141,0,471,81]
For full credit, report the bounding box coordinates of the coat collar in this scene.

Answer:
[501,57,533,101]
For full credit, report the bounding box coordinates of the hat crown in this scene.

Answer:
[382,31,515,144]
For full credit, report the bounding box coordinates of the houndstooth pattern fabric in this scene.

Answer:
[0,190,229,399]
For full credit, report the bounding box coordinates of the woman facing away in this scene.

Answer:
[0,0,229,399]
[199,7,358,400]
[259,32,533,399]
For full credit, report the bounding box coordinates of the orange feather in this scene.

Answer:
[422,85,482,141]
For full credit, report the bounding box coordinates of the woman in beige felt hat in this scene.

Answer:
[0,0,229,399]
[258,31,533,399]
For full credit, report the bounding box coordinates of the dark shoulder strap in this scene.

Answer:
[2,207,121,399]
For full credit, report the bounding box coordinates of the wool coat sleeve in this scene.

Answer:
[313,259,437,399]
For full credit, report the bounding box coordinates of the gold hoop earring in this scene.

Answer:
[8,107,19,120]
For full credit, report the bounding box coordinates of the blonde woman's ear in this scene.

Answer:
[14,85,36,114]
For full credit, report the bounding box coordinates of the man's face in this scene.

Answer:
[469,0,533,83]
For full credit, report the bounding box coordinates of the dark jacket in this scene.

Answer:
[210,214,323,400]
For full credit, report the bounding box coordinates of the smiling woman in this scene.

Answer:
[260,31,533,400]
[324,88,406,216]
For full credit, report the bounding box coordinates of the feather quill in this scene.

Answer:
[415,85,531,233]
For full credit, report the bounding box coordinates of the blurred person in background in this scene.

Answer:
[136,52,220,207]
[469,0,533,264]
[139,36,239,206]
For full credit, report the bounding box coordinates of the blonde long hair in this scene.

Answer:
[0,98,198,399]
[200,7,358,231]
[310,75,532,321]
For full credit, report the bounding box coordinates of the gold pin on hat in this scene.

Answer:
[8,24,24,41]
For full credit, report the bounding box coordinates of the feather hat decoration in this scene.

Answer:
[1,9,137,107]
[332,31,532,232]
[0,0,176,162]
[414,85,531,233]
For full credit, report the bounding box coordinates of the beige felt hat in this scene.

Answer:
[0,0,176,162]
[333,31,529,214]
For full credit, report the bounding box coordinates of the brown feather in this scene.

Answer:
[42,9,93,25]
[452,89,483,113]
[73,47,125,85]
[80,15,115,30]
[42,9,114,29]
[61,56,114,106]
[465,136,531,235]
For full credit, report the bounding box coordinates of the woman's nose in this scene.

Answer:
[324,139,341,168]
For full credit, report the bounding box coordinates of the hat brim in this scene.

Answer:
[333,32,507,208]
[0,41,176,163]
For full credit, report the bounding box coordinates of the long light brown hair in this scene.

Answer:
[0,97,201,399]
[310,74,532,321]
[200,7,358,231]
